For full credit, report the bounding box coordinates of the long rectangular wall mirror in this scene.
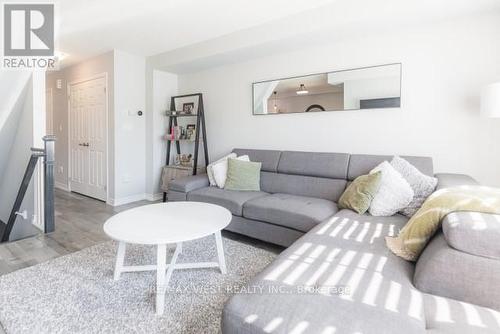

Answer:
[252,63,401,115]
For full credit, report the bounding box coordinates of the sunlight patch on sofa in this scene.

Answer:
[342,221,359,239]
[385,281,402,313]
[460,301,486,327]
[369,223,383,244]
[362,272,383,306]
[263,317,283,333]
[433,295,454,323]
[244,314,259,324]
[407,289,423,320]
[316,217,338,235]
[289,321,309,334]
[320,326,337,334]
[355,222,371,242]
[329,218,349,237]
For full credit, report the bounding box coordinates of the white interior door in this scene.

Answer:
[69,77,107,201]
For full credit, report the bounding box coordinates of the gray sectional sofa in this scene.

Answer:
[168,149,500,334]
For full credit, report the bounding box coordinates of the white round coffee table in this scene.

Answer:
[103,202,232,315]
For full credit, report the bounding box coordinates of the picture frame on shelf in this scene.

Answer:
[186,124,196,140]
[183,102,195,114]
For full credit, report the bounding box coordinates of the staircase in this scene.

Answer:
[0,136,55,242]
[0,72,55,242]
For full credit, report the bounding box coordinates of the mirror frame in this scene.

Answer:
[252,63,402,116]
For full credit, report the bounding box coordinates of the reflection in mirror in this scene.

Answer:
[252,63,401,115]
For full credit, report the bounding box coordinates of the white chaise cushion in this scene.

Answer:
[369,161,414,216]
[391,156,438,217]
[212,155,250,188]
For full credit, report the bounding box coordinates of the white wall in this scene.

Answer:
[177,14,500,186]
[112,50,147,205]
[145,70,178,198]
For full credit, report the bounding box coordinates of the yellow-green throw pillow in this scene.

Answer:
[386,186,500,261]
[224,158,262,191]
[338,172,382,214]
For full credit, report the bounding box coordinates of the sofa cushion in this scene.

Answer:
[348,154,434,181]
[222,209,425,334]
[232,148,281,172]
[423,293,500,334]
[443,212,500,259]
[243,193,338,232]
[187,187,268,216]
[414,232,500,311]
[260,171,347,202]
[277,151,350,179]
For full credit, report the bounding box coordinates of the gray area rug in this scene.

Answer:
[0,237,276,334]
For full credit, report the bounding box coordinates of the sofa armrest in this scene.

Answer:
[443,212,500,259]
[168,174,209,193]
[434,173,478,190]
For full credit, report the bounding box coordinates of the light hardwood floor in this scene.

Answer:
[0,189,282,276]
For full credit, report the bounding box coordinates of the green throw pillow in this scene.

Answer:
[224,158,262,191]
[338,171,382,214]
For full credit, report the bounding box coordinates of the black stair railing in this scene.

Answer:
[0,136,56,242]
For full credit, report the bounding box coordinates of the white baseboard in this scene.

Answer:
[55,181,70,192]
[145,193,163,201]
[108,193,147,207]
[108,192,163,206]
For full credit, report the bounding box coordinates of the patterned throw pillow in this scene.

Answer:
[391,156,438,217]
[368,161,414,216]
[338,172,382,214]
[224,158,262,191]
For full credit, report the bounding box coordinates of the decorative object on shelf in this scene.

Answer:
[183,102,195,114]
[175,154,193,167]
[252,63,402,115]
[186,124,196,140]
[481,82,500,118]
[163,93,209,201]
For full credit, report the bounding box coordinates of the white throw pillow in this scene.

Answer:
[207,153,236,186]
[212,155,250,188]
[391,156,438,217]
[368,161,414,216]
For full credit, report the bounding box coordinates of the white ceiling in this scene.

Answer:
[56,0,500,68]
[56,0,335,66]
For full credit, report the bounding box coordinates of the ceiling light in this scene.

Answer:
[296,84,308,95]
